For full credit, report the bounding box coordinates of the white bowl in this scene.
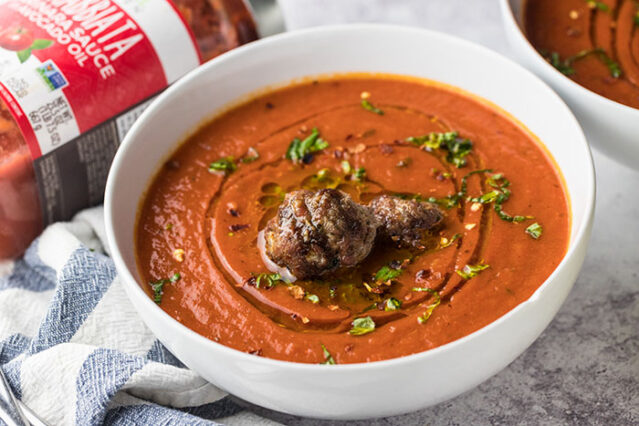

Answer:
[500,0,639,170]
[105,24,595,420]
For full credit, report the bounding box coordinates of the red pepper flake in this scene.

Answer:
[566,27,582,37]
[379,143,394,154]
[229,224,249,232]
[228,208,240,217]
[165,160,180,170]
[248,349,263,356]
[416,269,431,282]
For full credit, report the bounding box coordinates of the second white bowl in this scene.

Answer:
[501,0,639,170]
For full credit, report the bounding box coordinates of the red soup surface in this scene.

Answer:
[136,75,570,364]
[525,0,639,109]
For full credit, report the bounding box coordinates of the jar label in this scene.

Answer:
[0,0,201,224]
[0,0,200,158]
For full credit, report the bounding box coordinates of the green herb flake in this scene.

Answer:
[587,0,609,11]
[341,160,352,174]
[544,48,621,79]
[417,291,441,324]
[374,265,402,283]
[406,132,473,168]
[349,316,376,336]
[362,303,378,312]
[412,287,438,294]
[305,293,320,304]
[353,167,367,182]
[525,222,543,239]
[320,344,336,365]
[285,128,329,163]
[361,99,384,115]
[240,147,260,163]
[254,272,282,289]
[150,272,181,304]
[384,297,402,311]
[427,168,492,210]
[150,279,166,304]
[469,190,501,204]
[456,263,490,280]
[467,171,532,223]
[209,156,237,175]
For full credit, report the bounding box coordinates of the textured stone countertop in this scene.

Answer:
[240,0,639,424]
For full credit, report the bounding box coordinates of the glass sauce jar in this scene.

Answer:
[0,0,258,260]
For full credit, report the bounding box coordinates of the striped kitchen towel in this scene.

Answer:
[0,207,280,426]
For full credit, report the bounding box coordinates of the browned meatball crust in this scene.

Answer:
[369,195,444,249]
[263,189,378,279]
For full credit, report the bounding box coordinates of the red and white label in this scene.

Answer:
[0,0,200,158]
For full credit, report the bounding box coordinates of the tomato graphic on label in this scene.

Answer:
[0,27,53,63]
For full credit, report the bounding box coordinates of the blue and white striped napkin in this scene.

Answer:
[0,207,278,425]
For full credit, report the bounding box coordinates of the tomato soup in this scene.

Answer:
[525,0,639,109]
[136,75,570,364]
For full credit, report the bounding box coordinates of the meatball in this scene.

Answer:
[369,195,444,249]
[263,189,378,279]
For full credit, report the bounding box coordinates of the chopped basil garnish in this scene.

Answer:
[150,280,165,304]
[149,272,181,304]
[349,316,376,336]
[417,289,441,324]
[468,190,500,204]
[544,48,621,78]
[468,172,531,223]
[209,156,237,175]
[427,168,492,209]
[361,99,384,115]
[254,272,282,289]
[456,263,490,280]
[374,265,402,283]
[320,344,336,365]
[353,167,367,182]
[406,131,473,168]
[305,293,320,304]
[286,127,329,164]
[525,222,543,239]
[412,286,437,293]
[384,297,402,311]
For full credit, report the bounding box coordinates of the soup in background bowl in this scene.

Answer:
[105,25,594,419]
[501,0,639,170]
